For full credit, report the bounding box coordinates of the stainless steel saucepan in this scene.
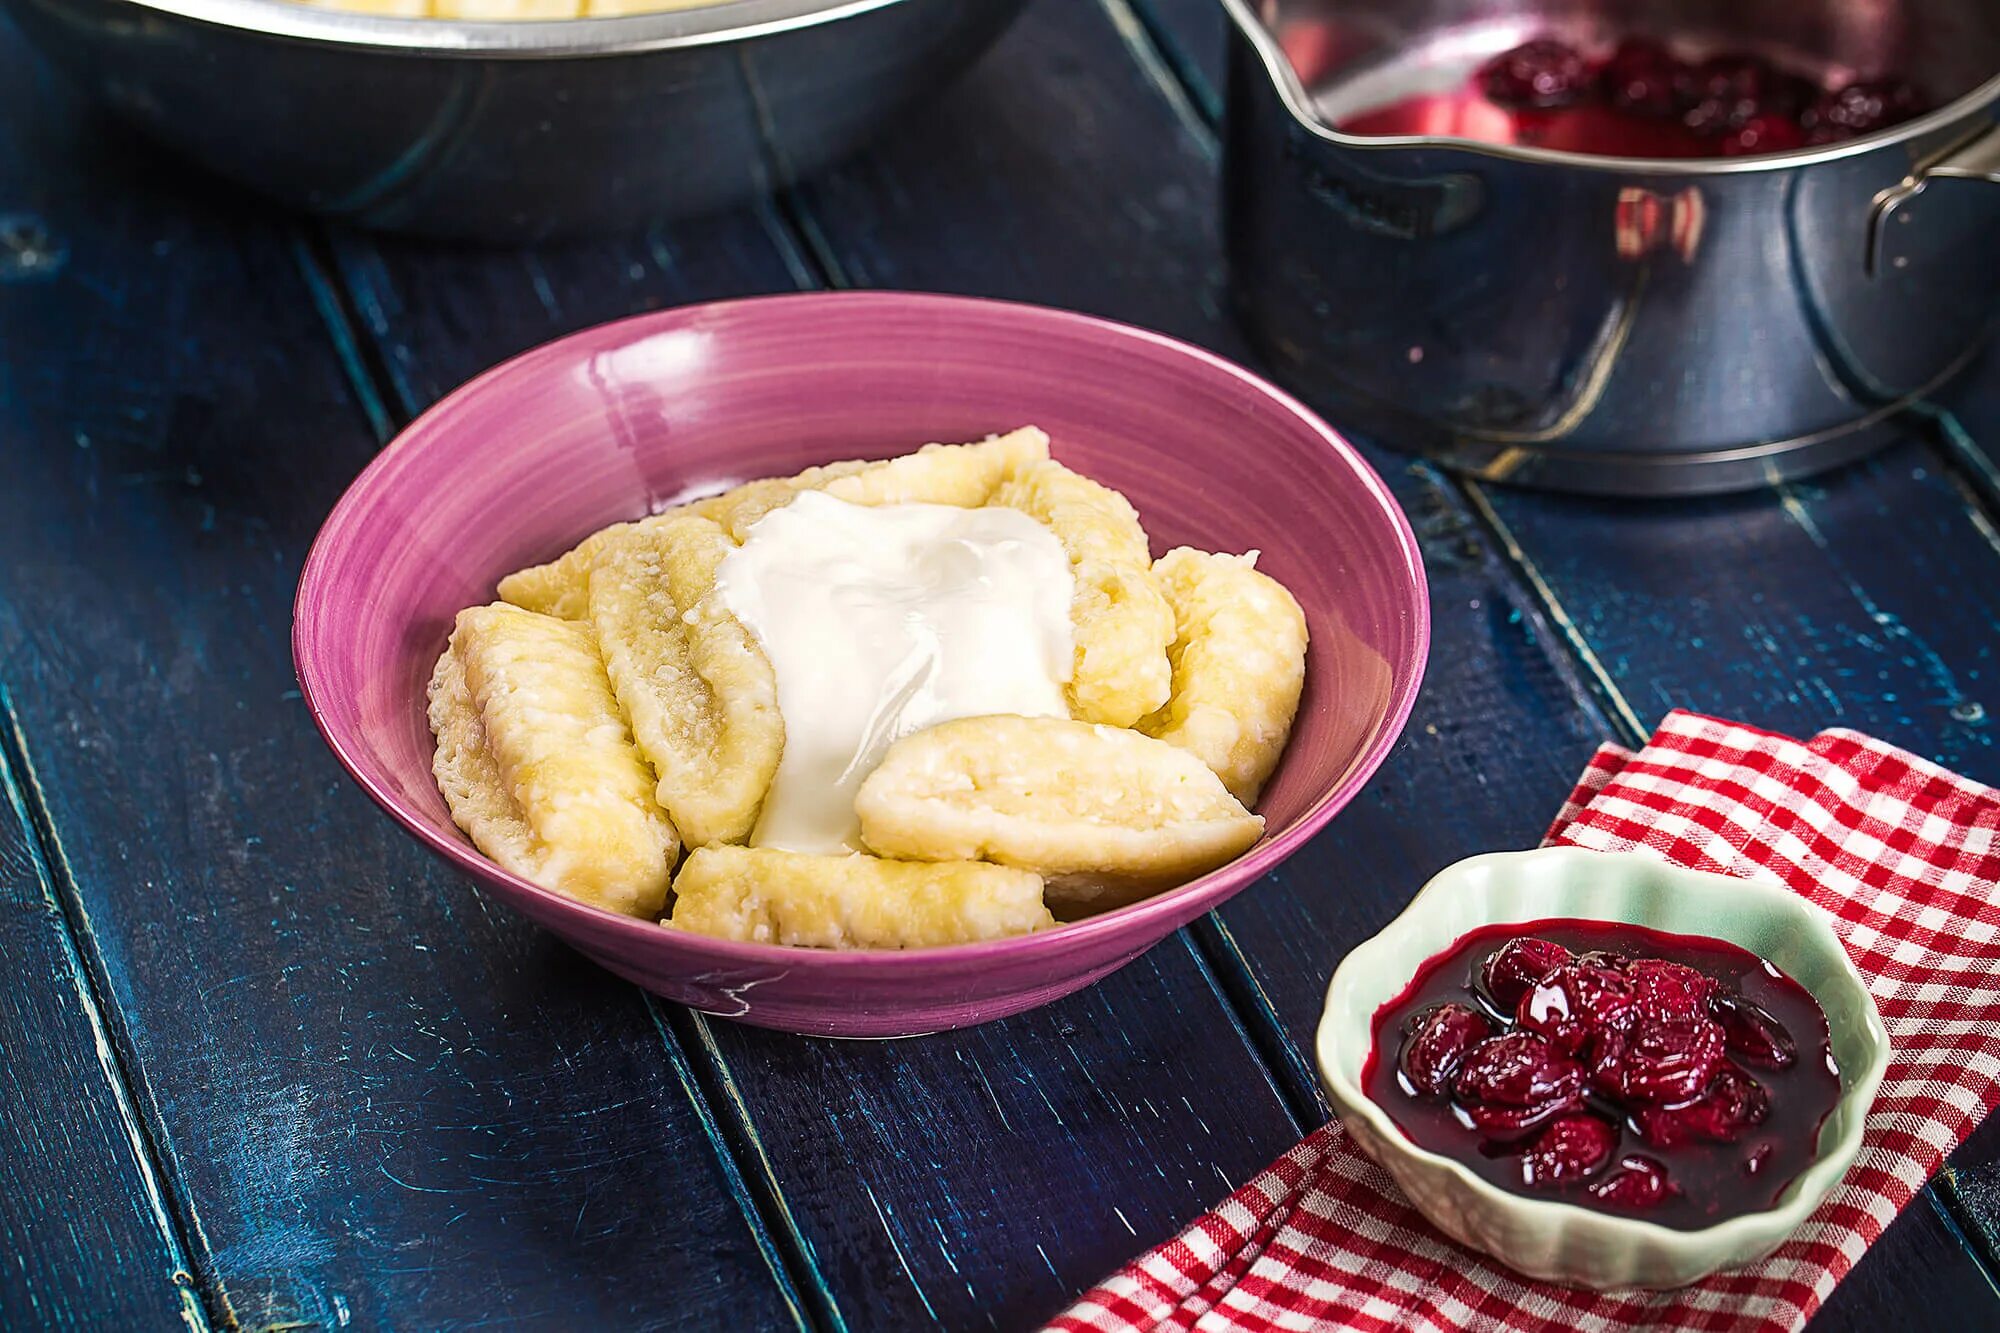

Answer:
[1221,0,2000,494]
[1,0,1025,242]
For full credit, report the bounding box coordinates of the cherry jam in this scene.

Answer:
[1362,919,1842,1230]
[1336,36,1928,159]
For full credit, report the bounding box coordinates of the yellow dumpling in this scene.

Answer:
[427,603,677,917]
[432,0,579,16]
[855,715,1264,917]
[497,430,1047,619]
[990,460,1174,727]
[668,847,1052,948]
[1139,548,1308,805]
[588,516,784,848]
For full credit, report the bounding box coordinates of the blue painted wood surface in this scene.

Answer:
[0,19,802,1332]
[0,688,204,1331]
[1,0,1997,1328]
[1920,338,2000,1263]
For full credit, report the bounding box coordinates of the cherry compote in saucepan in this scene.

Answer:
[1363,920,1842,1229]
[1338,35,1929,159]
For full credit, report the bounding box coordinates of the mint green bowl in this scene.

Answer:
[1316,847,1890,1290]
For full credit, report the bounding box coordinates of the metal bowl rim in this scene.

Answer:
[1219,0,2000,175]
[99,0,918,56]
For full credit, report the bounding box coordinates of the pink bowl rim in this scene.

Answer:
[293,290,1431,969]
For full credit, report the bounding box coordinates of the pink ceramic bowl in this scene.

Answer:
[294,292,1429,1037]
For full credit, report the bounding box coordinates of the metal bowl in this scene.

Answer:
[0,0,1026,241]
[1222,0,2000,495]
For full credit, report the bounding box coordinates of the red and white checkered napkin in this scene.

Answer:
[1049,710,2000,1333]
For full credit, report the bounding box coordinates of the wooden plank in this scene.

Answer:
[326,175,1315,1333]
[1469,453,1999,772]
[782,0,2000,1325]
[0,722,203,1331]
[0,22,803,1332]
[1928,337,2000,527]
[1921,337,2000,1260]
[694,945,1306,1330]
[326,206,812,419]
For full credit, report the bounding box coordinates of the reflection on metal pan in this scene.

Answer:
[1220,0,2000,495]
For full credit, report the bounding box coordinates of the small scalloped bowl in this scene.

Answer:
[1317,847,1890,1289]
[294,291,1429,1038]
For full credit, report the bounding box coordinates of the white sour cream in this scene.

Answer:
[715,491,1075,853]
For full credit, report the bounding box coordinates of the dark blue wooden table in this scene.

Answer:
[4,3,1998,1329]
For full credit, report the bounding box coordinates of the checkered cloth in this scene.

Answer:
[1048,710,2000,1333]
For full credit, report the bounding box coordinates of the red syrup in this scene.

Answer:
[1361,919,1844,1230]
[1340,91,1715,158]
[1334,36,1928,159]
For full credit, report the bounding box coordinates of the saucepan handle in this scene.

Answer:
[1867,123,2000,277]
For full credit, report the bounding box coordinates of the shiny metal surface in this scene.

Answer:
[0,0,1026,241]
[1221,0,2000,494]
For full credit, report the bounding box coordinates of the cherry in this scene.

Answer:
[1476,937,1573,1012]
[1598,37,1683,117]
[1693,1063,1771,1142]
[1711,992,1797,1069]
[1722,114,1806,156]
[1680,66,1755,135]
[1678,54,1813,136]
[1520,1114,1618,1187]
[1631,1063,1770,1147]
[1591,1019,1726,1105]
[1399,1003,1492,1097]
[1807,79,1927,139]
[1626,959,1716,1027]
[1589,1155,1673,1209]
[1362,35,1932,163]
[1515,963,1636,1055]
[1478,39,1591,110]
[1368,918,1841,1225]
[1459,1093,1584,1138]
[1455,1032,1586,1107]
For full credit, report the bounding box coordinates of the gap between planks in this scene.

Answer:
[0,688,221,1333]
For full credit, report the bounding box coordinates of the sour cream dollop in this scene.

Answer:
[714,491,1075,853]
